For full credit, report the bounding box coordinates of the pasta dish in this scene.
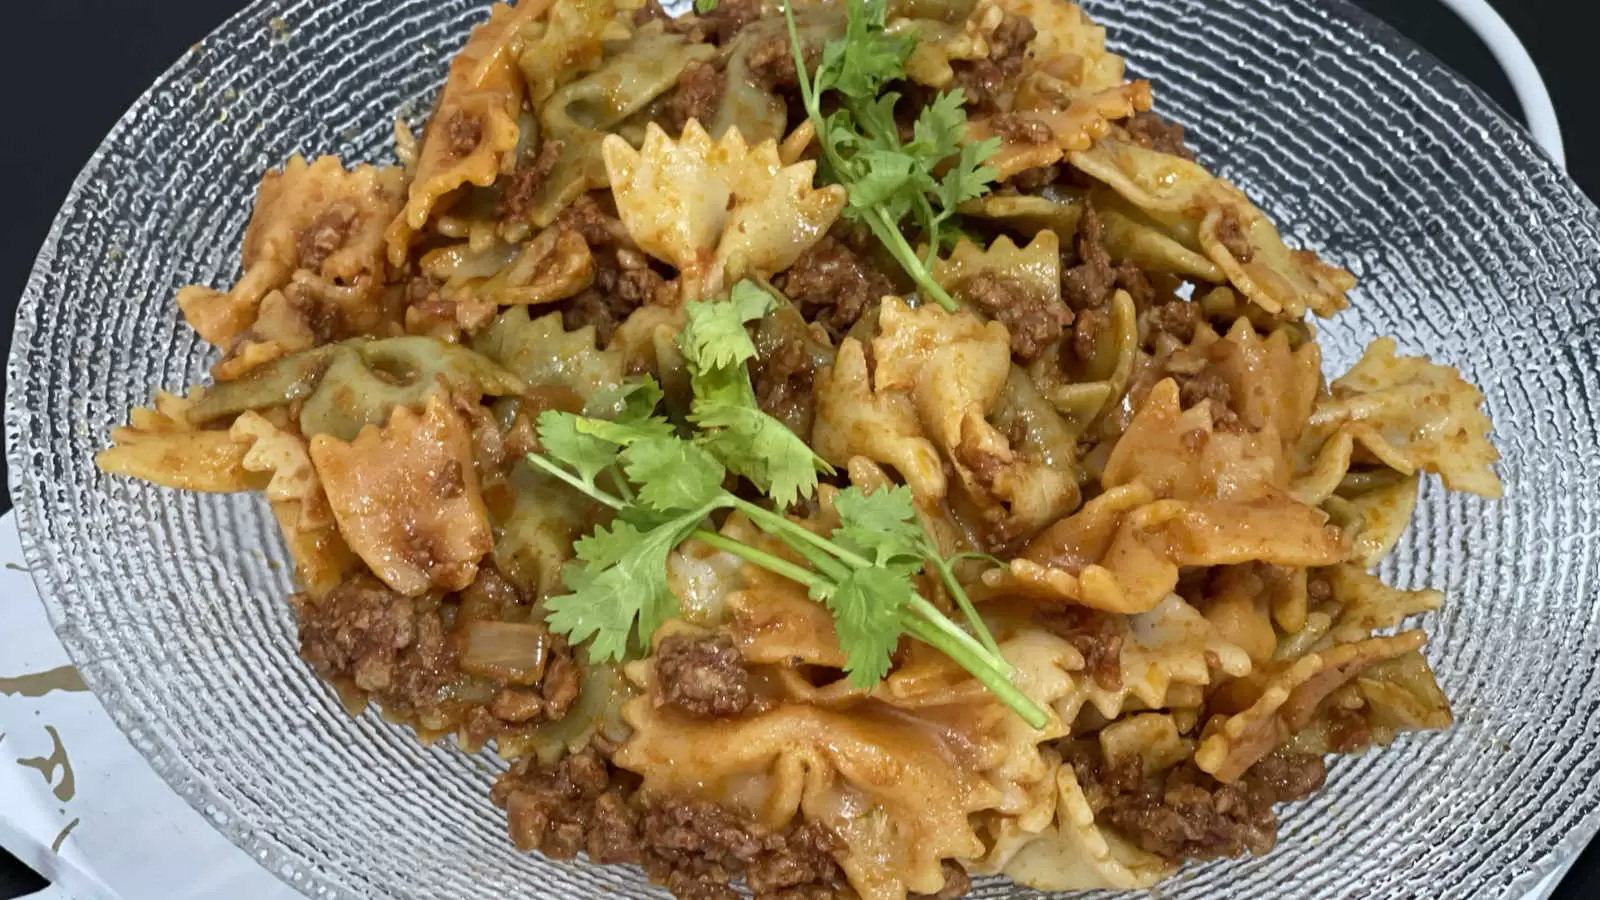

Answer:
[96,0,1503,896]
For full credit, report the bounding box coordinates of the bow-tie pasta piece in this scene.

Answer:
[968,82,1154,181]
[1296,337,1502,500]
[936,231,1071,363]
[309,394,494,596]
[387,0,545,263]
[603,121,846,300]
[229,411,357,596]
[179,156,405,377]
[1071,137,1356,318]
[298,337,525,442]
[531,28,716,227]
[95,390,266,494]
[1196,631,1427,782]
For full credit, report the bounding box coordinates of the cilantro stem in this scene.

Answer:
[865,211,961,312]
[606,465,636,504]
[728,496,865,577]
[524,453,625,511]
[691,529,830,594]
[948,551,1008,568]
[902,617,1048,729]
[925,551,1005,662]
[906,594,1008,676]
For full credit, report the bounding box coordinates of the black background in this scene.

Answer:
[0,0,1594,897]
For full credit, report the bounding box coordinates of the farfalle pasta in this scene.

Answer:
[97,0,1501,898]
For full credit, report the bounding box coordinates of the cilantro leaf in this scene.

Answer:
[695,403,831,509]
[537,410,622,491]
[908,89,968,162]
[830,485,926,568]
[575,415,676,447]
[822,566,916,687]
[694,0,718,12]
[545,501,722,662]
[815,0,912,99]
[679,283,831,507]
[619,436,727,512]
[680,282,776,371]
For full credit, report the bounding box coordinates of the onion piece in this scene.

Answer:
[460,621,550,685]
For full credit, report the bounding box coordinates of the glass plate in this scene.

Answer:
[7,0,1599,897]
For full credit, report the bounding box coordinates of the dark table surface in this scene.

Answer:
[1,0,1595,897]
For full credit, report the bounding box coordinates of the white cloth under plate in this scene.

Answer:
[0,511,1579,900]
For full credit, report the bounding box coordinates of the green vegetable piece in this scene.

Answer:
[299,338,525,442]
[186,346,338,425]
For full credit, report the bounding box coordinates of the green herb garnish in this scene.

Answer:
[694,0,718,13]
[782,0,1001,311]
[528,284,1047,728]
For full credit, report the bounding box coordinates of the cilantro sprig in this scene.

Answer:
[526,284,1047,728]
[783,0,1001,311]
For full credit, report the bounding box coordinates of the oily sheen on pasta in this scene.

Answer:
[96,0,1502,898]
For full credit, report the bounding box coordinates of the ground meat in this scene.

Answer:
[493,748,643,862]
[557,198,671,345]
[1037,606,1124,691]
[1009,163,1060,192]
[655,634,753,719]
[1113,262,1154,309]
[1247,749,1329,802]
[778,236,897,338]
[610,247,674,307]
[1214,205,1254,262]
[643,799,850,900]
[911,861,972,900]
[747,33,822,91]
[1124,110,1194,160]
[1178,368,1239,429]
[1145,299,1200,344]
[1067,745,1327,863]
[634,0,672,27]
[295,574,439,700]
[493,751,851,900]
[751,329,819,436]
[554,193,616,247]
[563,289,634,347]
[666,61,724,136]
[297,203,357,273]
[1071,305,1106,363]
[498,140,564,222]
[294,572,581,743]
[445,110,483,158]
[696,0,761,44]
[1062,202,1115,311]
[540,634,584,719]
[951,15,1037,112]
[960,272,1072,362]
[991,113,1053,145]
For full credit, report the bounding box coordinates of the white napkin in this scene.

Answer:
[0,511,1578,899]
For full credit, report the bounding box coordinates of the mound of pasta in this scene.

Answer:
[98,0,1502,897]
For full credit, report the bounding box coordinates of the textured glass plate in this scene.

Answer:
[6,0,1599,897]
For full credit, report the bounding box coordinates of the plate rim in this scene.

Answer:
[6,0,1598,897]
